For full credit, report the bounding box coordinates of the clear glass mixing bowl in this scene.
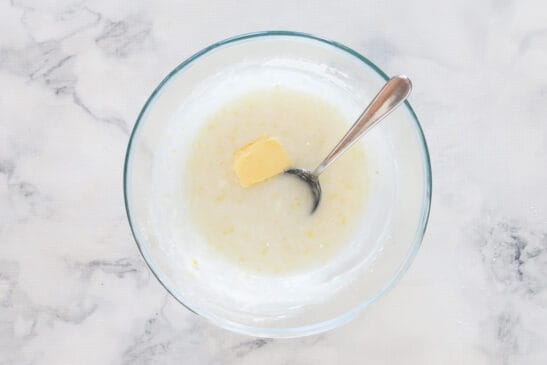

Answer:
[124,31,431,337]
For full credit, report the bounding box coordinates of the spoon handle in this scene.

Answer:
[312,75,412,176]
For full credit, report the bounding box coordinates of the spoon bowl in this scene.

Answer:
[285,168,322,213]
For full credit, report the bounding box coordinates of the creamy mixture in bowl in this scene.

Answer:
[186,87,369,275]
[124,32,431,337]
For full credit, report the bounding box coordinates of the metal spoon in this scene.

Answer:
[285,75,412,214]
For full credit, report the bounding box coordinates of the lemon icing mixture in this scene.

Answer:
[185,87,369,274]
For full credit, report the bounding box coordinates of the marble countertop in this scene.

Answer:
[2,0,547,363]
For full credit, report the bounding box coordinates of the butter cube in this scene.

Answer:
[233,136,291,187]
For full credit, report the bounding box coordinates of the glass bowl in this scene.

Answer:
[124,31,431,338]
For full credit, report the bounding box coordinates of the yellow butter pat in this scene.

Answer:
[233,136,291,187]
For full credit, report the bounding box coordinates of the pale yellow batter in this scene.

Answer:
[185,87,369,274]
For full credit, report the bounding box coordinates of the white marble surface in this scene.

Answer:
[1,0,547,363]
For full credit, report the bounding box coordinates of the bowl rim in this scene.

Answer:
[124,30,432,338]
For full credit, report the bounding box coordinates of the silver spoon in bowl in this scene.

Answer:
[285,75,412,214]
